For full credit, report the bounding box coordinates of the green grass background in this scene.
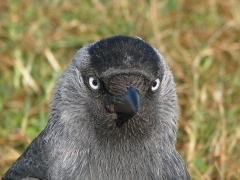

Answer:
[0,0,240,179]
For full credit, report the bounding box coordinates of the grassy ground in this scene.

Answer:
[0,0,240,179]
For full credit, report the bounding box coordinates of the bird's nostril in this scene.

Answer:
[105,100,115,113]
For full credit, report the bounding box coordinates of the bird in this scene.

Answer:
[3,35,190,180]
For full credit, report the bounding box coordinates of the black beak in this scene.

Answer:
[108,86,141,116]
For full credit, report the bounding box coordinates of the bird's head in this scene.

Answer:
[50,36,178,148]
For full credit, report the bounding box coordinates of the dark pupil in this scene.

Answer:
[152,81,157,87]
[92,79,98,86]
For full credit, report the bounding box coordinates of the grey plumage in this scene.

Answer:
[3,35,190,180]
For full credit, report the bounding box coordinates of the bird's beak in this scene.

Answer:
[108,86,141,116]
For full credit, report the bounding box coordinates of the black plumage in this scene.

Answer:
[3,35,190,180]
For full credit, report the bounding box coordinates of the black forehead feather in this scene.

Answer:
[88,35,162,78]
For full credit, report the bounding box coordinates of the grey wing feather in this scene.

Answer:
[162,150,191,180]
[2,133,48,180]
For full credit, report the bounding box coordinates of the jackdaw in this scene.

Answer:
[3,35,190,180]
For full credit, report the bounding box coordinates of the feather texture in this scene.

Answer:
[3,35,190,180]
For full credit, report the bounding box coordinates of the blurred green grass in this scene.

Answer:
[0,0,240,179]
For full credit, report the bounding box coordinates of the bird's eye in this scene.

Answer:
[88,77,100,91]
[151,78,160,92]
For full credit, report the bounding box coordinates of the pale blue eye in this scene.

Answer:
[88,77,100,90]
[151,78,160,92]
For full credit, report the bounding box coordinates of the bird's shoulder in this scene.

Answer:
[2,133,49,180]
[161,150,191,180]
